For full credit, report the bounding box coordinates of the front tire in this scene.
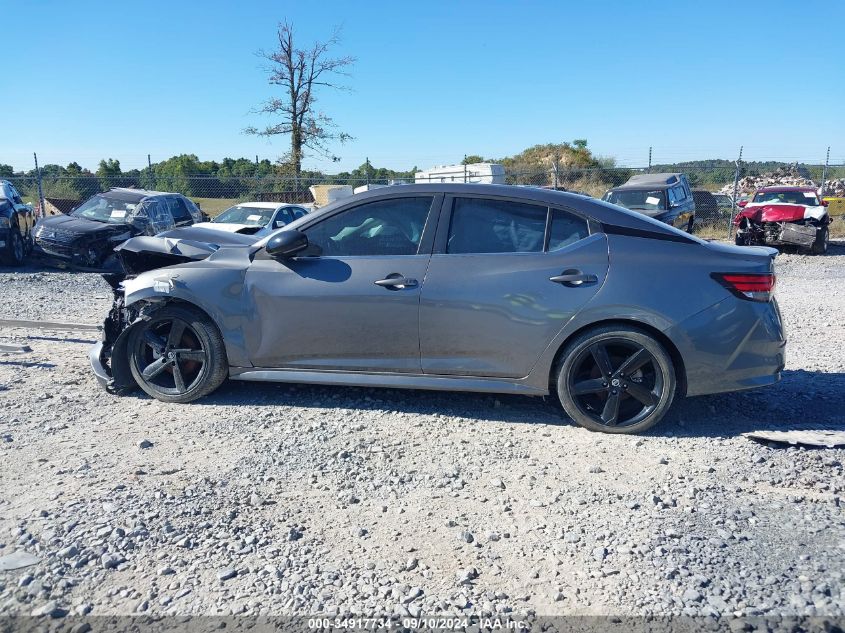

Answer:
[2,228,25,266]
[127,304,228,403]
[811,225,829,255]
[556,325,676,434]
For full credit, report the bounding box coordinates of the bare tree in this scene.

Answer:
[245,22,355,186]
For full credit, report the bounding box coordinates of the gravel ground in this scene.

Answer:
[0,242,843,620]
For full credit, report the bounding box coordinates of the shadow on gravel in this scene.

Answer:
[25,334,98,345]
[136,367,844,438]
[0,359,57,369]
[662,369,845,439]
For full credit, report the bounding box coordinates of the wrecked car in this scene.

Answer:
[602,173,695,233]
[33,188,203,271]
[191,202,309,236]
[90,183,785,436]
[734,186,832,254]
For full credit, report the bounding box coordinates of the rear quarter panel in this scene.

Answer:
[524,235,774,391]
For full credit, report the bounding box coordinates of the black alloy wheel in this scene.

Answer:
[557,326,676,434]
[127,305,228,402]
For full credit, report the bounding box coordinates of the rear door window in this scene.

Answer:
[548,209,589,251]
[447,198,547,254]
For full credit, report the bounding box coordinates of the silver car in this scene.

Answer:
[91,184,785,434]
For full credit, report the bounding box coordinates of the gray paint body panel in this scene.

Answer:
[111,184,785,401]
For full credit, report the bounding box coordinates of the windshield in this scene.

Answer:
[603,189,666,211]
[752,190,819,205]
[213,205,275,226]
[71,194,142,224]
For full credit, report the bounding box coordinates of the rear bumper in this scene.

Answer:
[667,297,786,397]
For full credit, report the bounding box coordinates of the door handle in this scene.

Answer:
[374,275,418,289]
[549,270,598,286]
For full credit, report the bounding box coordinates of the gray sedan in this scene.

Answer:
[91,184,785,434]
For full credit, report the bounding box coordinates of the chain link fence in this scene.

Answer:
[6,159,844,233]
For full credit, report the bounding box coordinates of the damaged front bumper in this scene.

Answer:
[89,229,242,394]
[737,220,825,248]
[90,277,141,394]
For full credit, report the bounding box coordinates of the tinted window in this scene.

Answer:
[548,209,589,251]
[447,198,546,254]
[167,197,191,223]
[274,208,294,227]
[306,197,432,257]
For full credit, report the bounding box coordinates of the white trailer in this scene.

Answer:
[415,163,505,185]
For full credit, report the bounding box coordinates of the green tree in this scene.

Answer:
[0,164,13,177]
[97,159,122,177]
[245,21,355,187]
[462,155,485,165]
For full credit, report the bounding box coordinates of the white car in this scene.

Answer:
[193,202,310,236]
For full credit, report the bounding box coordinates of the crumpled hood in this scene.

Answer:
[36,213,128,237]
[736,203,827,224]
[112,225,259,277]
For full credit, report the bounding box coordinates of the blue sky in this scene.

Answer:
[4,0,843,173]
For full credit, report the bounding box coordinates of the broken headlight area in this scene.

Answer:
[737,218,825,248]
[94,276,144,394]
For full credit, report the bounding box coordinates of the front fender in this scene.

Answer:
[123,270,252,367]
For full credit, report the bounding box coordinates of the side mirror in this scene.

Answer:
[820,199,829,207]
[737,200,748,208]
[266,230,308,259]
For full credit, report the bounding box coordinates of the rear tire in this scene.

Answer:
[555,325,676,434]
[811,225,829,255]
[127,304,228,403]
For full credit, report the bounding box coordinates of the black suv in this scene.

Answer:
[602,173,696,232]
[34,188,202,271]
[0,180,35,266]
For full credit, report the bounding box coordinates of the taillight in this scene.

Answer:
[711,273,776,302]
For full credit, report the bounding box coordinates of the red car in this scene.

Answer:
[734,186,832,254]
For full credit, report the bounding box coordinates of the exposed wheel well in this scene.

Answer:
[549,319,687,398]
[142,298,221,334]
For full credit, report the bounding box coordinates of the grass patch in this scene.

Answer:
[694,223,732,240]
[191,198,238,217]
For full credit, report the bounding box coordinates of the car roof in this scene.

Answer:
[227,201,300,210]
[105,187,181,200]
[293,183,700,243]
[609,173,686,191]
[755,186,817,193]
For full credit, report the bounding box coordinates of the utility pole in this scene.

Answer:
[33,153,45,220]
[463,155,468,183]
[728,146,744,239]
[365,157,370,187]
[647,147,652,173]
[820,146,830,196]
[147,154,153,189]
